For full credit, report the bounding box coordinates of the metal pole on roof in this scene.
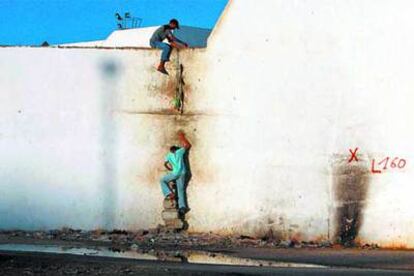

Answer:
[115,12,123,29]
[135,18,143,28]
[115,12,142,29]
[124,12,130,29]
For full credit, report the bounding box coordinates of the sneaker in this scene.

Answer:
[157,67,169,75]
[178,208,186,217]
[178,207,190,217]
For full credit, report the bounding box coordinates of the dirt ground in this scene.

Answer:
[0,228,370,252]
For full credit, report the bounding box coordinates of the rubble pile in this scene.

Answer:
[0,229,380,250]
[161,197,186,230]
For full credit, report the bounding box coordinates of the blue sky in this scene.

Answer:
[0,0,228,46]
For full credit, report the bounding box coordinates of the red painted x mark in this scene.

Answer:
[348,147,359,163]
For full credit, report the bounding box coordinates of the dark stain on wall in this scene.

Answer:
[333,162,371,246]
[98,58,122,229]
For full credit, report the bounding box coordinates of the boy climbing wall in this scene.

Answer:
[160,131,191,217]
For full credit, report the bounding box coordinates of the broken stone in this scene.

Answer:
[239,235,255,240]
[92,234,111,242]
[91,229,107,235]
[164,219,184,230]
[110,229,128,235]
[148,228,160,235]
[319,240,333,248]
[293,242,302,248]
[279,240,295,248]
[361,243,380,250]
[163,198,178,210]
[303,241,318,248]
[162,210,180,220]
[135,229,149,237]
[33,232,44,239]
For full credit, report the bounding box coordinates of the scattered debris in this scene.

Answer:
[0,229,374,251]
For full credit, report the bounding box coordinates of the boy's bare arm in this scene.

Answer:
[164,161,172,171]
[178,131,191,149]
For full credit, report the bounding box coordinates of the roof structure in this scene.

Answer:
[58,25,212,48]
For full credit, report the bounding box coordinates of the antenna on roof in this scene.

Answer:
[114,11,142,30]
[115,12,124,29]
[115,13,122,20]
[132,17,143,28]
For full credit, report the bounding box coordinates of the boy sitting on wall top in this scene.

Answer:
[149,19,188,75]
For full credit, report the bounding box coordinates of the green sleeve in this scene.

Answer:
[176,147,186,157]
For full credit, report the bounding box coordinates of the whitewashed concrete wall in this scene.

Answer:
[191,0,414,246]
[1,0,414,248]
[0,47,186,230]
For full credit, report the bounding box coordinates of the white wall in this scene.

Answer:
[104,27,158,48]
[56,27,157,48]
[192,0,414,246]
[1,0,414,247]
[59,40,105,47]
[0,47,180,230]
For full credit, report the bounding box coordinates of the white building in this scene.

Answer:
[58,25,212,48]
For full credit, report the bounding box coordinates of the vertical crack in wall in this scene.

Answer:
[333,161,370,246]
[158,49,193,231]
[174,50,185,114]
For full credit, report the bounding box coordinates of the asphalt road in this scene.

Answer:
[0,250,412,275]
[233,247,414,271]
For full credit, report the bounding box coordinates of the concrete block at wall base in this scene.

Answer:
[164,218,184,229]
[163,198,178,210]
[162,210,179,220]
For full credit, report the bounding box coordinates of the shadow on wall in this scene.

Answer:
[333,160,371,246]
[183,148,192,210]
[99,59,122,230]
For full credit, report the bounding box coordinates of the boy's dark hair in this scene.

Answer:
[170,146,180,152]
[169,18,180,29]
